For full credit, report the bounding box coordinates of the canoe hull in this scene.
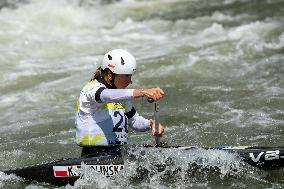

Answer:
[3,145,284,186]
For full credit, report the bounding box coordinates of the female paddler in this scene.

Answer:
[75,49,165,156]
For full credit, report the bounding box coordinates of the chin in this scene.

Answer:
[118,86,127,89]
[117,84,129,89]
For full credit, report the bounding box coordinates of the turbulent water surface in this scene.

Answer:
[0,0,283,188]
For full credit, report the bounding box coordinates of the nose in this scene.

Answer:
[127,76,132,84]
[128,77,132,84]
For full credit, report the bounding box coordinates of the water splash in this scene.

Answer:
[64,146,267,189]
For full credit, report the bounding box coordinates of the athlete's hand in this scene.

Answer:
[150,119,165,137]
[141,87,165,101]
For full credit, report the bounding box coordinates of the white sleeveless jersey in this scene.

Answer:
[75,79,133,147]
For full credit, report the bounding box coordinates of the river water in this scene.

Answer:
[0,0,283,188]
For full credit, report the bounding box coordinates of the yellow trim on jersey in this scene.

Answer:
[77,133,128,146]
[76,100,80,113]
[78,133,104,146]
[83,79,97,88]
[101,102,126,110]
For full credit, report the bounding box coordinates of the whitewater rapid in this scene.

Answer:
[0,0,283,188]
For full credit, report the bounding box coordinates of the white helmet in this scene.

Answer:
[101,49,137,74]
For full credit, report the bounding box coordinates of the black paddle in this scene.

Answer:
[148,98,160,146]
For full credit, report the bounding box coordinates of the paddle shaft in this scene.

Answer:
[154,102,160,146]
[147,98,160,146]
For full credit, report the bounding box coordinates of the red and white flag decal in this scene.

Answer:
[53,166,79,177]
[54,170,68,177]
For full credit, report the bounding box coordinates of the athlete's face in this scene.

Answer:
[114,74,133,89]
